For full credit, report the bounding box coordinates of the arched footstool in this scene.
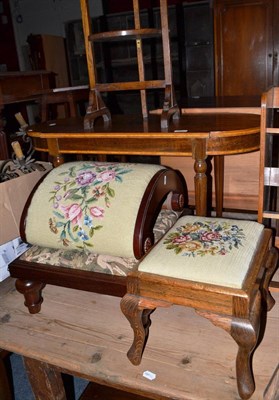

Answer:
[9,161,188,314]
[120,215,278,400]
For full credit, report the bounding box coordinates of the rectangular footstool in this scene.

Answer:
[121,215,278,400]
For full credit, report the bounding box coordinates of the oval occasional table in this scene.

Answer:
[27,112,260,216]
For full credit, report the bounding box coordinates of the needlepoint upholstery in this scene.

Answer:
[139,215,264,288]
[24,161,168,259]
[19,209,180,276]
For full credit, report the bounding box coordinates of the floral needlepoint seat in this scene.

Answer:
[120,215,278,400]
[9,161,187,313]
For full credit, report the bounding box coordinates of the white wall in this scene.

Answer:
[9,0,103,69]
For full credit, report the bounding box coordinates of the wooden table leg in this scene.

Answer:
[23,357,67,400]
[0,350,13,400]
[0,103,9,160]
[214,155,224,217]
[192,139,207,216]
[47,138,65,167]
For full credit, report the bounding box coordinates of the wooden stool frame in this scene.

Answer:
[258,86,279,247]
[121,228,278,400]
[9,167,187,314]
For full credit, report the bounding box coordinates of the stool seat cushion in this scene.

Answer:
[25,161,165,258]
[139,216,264,288]
[20,210,180,276]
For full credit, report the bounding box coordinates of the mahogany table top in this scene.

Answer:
[27,112,260,216]
[27,113,260,158]
[28,113,260,136]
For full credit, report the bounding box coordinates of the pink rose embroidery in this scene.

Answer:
[49,164,132,248]
[164,221,245,257]
[99,170,116,182]
[201,232,221,241]
[90,206,104,218]
[76,171,96,186]
[61,203,83,225]
[173,235,190,244]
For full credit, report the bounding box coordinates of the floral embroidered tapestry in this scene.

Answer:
[163,220,246,257]
[49,163,133,249]
[25,161,164,258]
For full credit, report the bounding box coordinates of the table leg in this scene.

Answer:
[0,105,9,160]
[214,155,224,217]
[192,139,207,216]
[47,138,65,167]
[23,357,67,400]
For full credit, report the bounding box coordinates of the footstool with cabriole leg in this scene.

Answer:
[121,215,278,400]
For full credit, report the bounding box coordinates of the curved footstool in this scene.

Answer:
[120,215,278,400]
[9,161,188,314]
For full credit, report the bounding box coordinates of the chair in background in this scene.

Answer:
[80,0,180,130]
[39,86,89,122]
[37,86,106,162]
[258,86,279,248]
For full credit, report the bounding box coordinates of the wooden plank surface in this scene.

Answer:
[0,278,278,400]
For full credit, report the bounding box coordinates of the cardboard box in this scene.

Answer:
[0,162,52,245]
[0,237,30,282]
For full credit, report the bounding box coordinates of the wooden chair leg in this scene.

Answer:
[120,294,170,366]
[214,155,224,217]
[15,280,46,314]
[231,293,261,400]
[262,247,278,311]
[120,294,154,366]
[198,291,262,400]
[96,154,107,162]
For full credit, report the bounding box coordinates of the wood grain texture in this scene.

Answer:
[0,278,278,399]
[214,0,275,96]
[24,357,67,400]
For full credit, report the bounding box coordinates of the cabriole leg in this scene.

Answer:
[121,294,155,365]
[197,292,262,400]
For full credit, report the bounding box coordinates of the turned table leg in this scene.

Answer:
[192,139,207,216]
[214,155,224,217]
